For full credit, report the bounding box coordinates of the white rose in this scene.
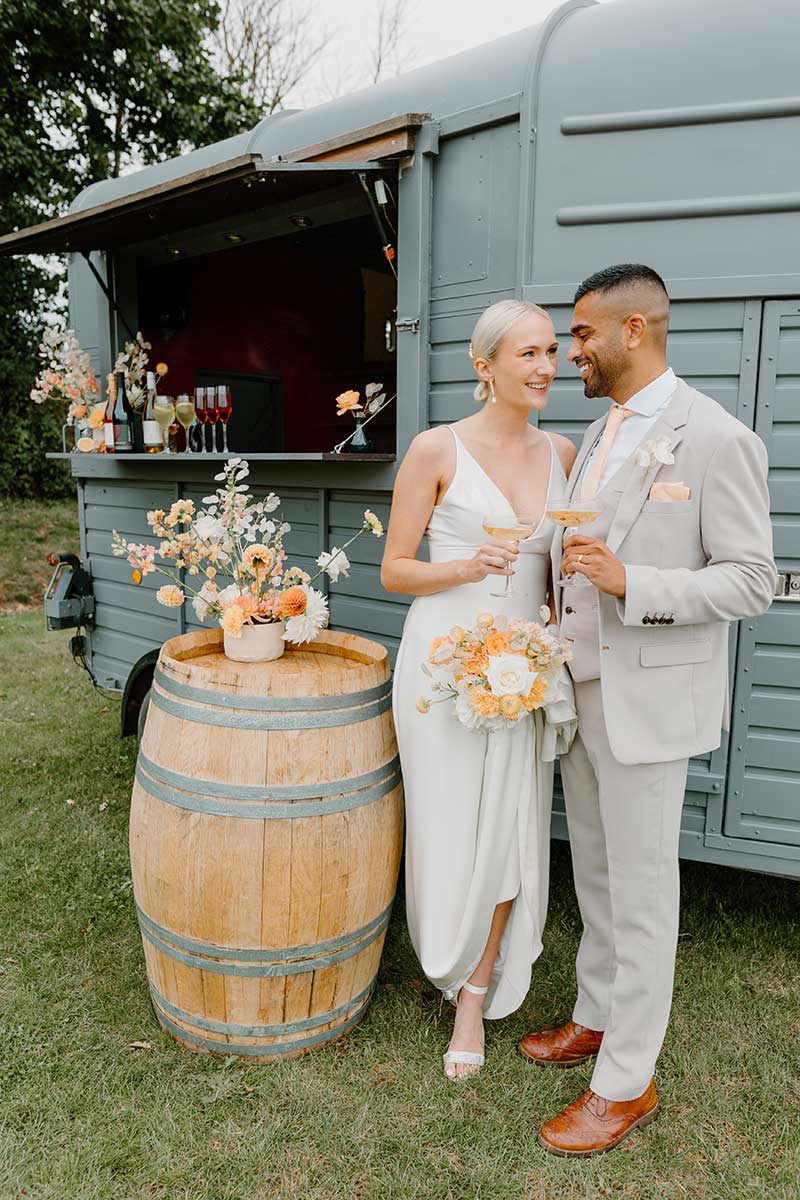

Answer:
[485,653,536,697]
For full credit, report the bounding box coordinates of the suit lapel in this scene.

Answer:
[606,381,693,555]
[551,414,607,610]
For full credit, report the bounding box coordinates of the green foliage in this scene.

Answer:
[0,499,80,606]
[0,0,260,499]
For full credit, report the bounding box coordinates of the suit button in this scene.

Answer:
[643,616,650,624]
[564,606,575,615]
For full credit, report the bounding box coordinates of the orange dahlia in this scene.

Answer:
[279,586,308,618]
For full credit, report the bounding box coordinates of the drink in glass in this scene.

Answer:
[153,396,176,455]
[175,394,196,453]
[216,384,233,453]
[482,511,534,599]
[206,387,219,452]
[195,387,207,453]
[545,497,602,586]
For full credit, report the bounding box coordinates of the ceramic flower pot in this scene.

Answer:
[224,619,286,662]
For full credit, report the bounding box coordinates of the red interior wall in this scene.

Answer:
[140,227,395,452]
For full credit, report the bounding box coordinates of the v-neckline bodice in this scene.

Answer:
[449,427,556,539]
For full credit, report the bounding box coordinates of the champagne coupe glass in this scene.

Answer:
[195,386,207,453]
[545,496,602,586]
[175,393,196,454]
[206,386,219,452]
[217,384,233,454]
[482,511,534,599]
[153,395,175,455]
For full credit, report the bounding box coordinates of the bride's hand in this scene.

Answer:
[461,538,519,583]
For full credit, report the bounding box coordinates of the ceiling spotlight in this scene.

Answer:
[289,214,313,229]
[167,247,183,258]
[224,232,245,244]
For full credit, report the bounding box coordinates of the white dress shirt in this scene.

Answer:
[581,368,677,493]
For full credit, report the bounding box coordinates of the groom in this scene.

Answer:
[520,264,777,1156]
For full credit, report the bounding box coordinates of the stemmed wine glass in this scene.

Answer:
[195,387,207,453]
[153,395,175,455]
[482,511,534,599]
[545,496,602,586]
[216,384,233,454]
[206,387,219,452]
[175,393,196,454]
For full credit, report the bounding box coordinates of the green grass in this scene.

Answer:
[1,610,798,1199]
[0,497,80,608]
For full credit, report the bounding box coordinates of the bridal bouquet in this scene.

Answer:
[417,608,573,734]
[111,458,384,644]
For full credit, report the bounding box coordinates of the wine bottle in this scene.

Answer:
[142,371,162,453]
[113,370,134,452]
[104,373,116,453]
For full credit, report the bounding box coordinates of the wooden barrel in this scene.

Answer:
[130,628,403,1062]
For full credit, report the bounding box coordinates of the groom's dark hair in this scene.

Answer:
[574,263,669,304]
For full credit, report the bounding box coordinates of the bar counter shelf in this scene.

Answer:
[47,452,395,462]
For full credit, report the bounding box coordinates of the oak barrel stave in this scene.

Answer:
[130,629,403,1060]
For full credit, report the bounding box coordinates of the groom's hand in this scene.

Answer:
[562,535,626,598]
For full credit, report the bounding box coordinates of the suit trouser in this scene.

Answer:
[560,679,688,1102]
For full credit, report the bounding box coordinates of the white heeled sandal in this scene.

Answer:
[442,981,489,1078]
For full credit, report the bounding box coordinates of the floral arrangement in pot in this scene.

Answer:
[111,458,384,661]
[30,326,101,449]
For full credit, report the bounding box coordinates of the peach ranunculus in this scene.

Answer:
[476,612,494,628]
[232,590,260,619]
[156,584,185,608]
[500,694,524,720]
[484,631,509,657]
[469,686,501,717]
[69,403,87,419]
[221,604,246,638]
[87,404,106,429]
[464,647,489,676]
[335,389,362,416]
[522,677,548,711]
[155,362,168,377]
[428,636,454,666]
[243,543,275,575]
[278,586,308,619]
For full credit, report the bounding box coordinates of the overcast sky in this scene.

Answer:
[288,0,612,109]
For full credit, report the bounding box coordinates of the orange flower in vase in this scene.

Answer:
[278,587,308,619]
[335,390,362,416]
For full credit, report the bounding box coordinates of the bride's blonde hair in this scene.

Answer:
[469,300,551,404]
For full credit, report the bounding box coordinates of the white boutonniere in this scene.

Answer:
[636,436,674,469]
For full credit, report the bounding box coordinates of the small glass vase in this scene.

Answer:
[348,416,374,454]
[223,619,286,663]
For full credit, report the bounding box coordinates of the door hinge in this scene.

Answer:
[396,317,420,334]
[774,571,800,601]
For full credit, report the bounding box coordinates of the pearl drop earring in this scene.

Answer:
[489,381,497,404]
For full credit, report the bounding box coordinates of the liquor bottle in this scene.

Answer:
[103,373,116,453]
[113,370,134,452]
[142,371,162,453]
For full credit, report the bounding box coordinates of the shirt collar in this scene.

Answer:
[622,368,676,418]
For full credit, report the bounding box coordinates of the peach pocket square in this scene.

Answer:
[648,481,691,501]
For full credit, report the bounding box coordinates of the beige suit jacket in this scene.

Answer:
[551,378,777,765]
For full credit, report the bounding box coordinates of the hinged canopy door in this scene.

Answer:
[0,159,386,257]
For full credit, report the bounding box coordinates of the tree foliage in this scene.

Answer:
[0,0,261,498]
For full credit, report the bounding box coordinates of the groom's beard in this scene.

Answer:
[581,343,627,399]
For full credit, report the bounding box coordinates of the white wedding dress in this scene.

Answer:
[393,427,574,1019]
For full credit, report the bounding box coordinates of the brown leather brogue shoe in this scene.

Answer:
[518,1020,603,1068]
[538,1081,660,1157]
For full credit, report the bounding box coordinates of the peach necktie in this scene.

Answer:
[580,404,634,499]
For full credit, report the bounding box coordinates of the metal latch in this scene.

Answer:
[395,317,420,334]
[774,572,800,601]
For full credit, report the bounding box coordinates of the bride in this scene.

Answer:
[381,300,577,1079]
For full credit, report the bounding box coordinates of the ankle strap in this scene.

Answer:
[461,981,489,996]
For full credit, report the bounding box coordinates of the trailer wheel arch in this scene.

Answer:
[121,650,159,739]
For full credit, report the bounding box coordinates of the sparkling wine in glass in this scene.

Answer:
[175,394,196,454]
[206,387,219,452]
[545,496,602,586]
[195,387,207,453]
[482,511,534,599]
[153,396,175,455]
[217,384,233,454]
